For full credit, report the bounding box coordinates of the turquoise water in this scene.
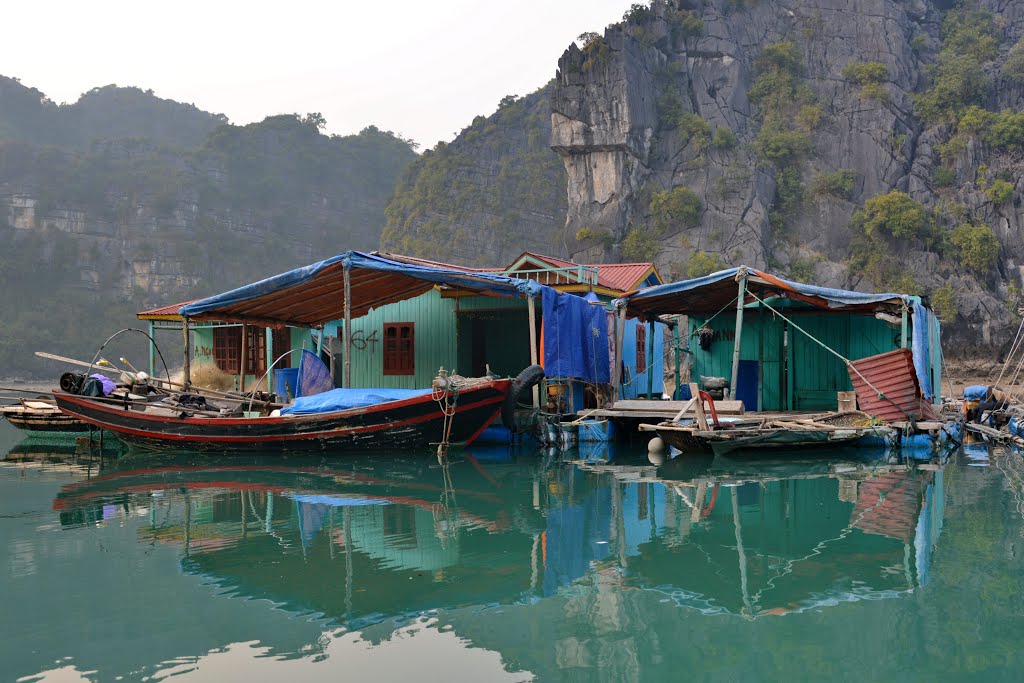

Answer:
[2,423,1024,682]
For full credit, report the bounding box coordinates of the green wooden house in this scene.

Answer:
[138,252,664,410]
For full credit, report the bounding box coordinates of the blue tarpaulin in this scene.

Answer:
[281,387,432,415]
[179,251,548,326]
[542,289,610,383]
[296,350,334,398]
[911,302,933,401]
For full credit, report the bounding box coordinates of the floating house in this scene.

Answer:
[138,251,666,420]
[614,266,942,414]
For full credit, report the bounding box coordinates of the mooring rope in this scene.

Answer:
[993,316,1024,387]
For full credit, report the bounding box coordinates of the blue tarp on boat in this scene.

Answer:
[280,387,433,415]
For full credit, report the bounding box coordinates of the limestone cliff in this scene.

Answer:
[552,0,1024,354]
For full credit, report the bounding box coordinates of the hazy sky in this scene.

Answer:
[3,0,632,149]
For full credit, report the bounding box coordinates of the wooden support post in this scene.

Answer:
[265,327,274,394]
[673,320,682,401]
[527,294,540,408]
[182,317,191,387]
[615,307,627,400]
[148,320,156,377]
[900,305,909,349]
[646,319,655,399]
[239,323,247,393]
[316,324,325,355]
[344,265,352,389]
[729,269,748,402]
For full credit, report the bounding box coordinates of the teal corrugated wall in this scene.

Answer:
[689,305,904,411]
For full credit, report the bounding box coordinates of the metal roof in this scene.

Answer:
[177,251,545,327]
[616,266,909,317]
[136,300,199,320]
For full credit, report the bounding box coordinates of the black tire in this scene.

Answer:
[502,365,545,432]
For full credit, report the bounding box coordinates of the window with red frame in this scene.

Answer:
[212,326,269,375]
[383,323,415,376]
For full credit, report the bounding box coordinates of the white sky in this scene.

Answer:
[2,0,633,149]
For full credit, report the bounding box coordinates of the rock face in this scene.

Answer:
[382,85,568,266]
[550,0,1024,355]
[0,78,417,376]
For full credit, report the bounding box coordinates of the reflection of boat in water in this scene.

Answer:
[49,447,945,625]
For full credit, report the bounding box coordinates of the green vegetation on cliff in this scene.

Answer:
[382,84,566,265]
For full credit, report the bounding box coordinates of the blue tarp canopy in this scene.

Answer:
[180,251,546,327]
[614,266,908,317]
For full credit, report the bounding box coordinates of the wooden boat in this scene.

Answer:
[643,411,894,456]
[0,399,89,433]
[52,376,517,453]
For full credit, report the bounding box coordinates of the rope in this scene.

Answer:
[993,316,1024,387]
[690,296,740,338]
[745,291,918,426]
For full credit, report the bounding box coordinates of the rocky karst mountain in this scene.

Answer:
[0,77,416,376]
[382,84,568,266]
[390,0,1024,355]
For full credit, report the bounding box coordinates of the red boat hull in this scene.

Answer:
[53,380,510,453]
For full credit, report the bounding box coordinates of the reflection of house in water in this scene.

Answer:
[560,456,945,616]
[53,452,946,631]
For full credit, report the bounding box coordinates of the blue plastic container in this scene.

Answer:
[578,419,616,442]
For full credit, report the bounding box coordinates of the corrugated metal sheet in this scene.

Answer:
[848,348,927,422]
[137,300,198,319]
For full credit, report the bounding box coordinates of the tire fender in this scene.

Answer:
[501,365,545,432]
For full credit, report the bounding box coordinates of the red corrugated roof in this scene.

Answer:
[137,300,198,318]
[511,252,659,292]
[591,262,658,292]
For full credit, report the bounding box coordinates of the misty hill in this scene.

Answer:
[0,77,417,377]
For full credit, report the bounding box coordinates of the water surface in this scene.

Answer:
[2,425,1023,681]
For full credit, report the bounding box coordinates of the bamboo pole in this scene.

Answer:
[148,320,156,377]
[646,319,655,399]
[344,265,352,389]
[673,320,682,401]
[615,307,627,400]
[182,317,191,387]
[729,269,747,402]
[239,323,247,393]
[527,294,539,408]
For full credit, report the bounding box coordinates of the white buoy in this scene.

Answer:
[647,436,666,465]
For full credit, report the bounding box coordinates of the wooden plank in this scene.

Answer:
[690,382,710,431]
[610,399,745,413]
